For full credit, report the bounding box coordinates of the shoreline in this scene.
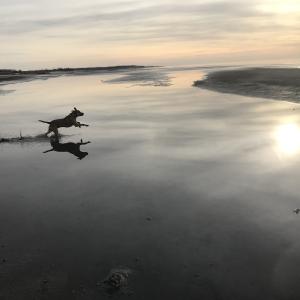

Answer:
[194,67,300,102]
[0,65,146,85]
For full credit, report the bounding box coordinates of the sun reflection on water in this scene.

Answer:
[275,123,300,156]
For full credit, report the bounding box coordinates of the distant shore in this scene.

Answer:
[0,65,146,84]
[194,67,300,102]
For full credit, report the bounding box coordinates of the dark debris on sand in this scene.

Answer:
[99,268,132,294]
[293,208,300,214]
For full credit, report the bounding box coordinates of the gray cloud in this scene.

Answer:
[0,0,289,51]
[1,0,300,68]
[0,1,272,35]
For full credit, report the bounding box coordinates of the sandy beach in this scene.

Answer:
[194,67,300,102]
[1,66,300,299]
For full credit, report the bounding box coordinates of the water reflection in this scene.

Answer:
[275,123,300,156]
[43,138,91,160]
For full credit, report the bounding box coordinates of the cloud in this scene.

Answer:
[0,0,300,68]
[0,1,272,35]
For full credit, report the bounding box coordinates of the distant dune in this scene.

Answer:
[194,68,300,102]
[0,65,146,84]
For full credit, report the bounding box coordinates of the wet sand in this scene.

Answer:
[1,66,300,299]
[194,67,300,102]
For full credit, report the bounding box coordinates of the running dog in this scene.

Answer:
[39,107,88,137]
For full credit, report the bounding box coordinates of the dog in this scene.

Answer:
[39,107,88,137]
[43,138,91,160]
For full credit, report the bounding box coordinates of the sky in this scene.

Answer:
[1,0,300,69]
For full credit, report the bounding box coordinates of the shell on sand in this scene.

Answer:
[103,268,132,289]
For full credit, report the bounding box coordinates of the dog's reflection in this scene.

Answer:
[43,138,91,160]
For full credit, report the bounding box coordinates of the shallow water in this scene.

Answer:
[1,67,300,299]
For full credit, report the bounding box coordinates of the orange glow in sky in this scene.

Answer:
[1,0,300,69]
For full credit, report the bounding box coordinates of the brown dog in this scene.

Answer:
[39,107,88,137]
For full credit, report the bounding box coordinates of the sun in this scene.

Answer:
[275,123,300,156]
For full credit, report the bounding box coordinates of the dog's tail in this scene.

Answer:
[39,120,51,124]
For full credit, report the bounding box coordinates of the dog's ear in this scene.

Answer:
[74,107,78,111]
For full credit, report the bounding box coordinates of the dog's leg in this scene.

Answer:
[45,125,52,136]
[43,148,54,153]
[53,127,59,138]
[79,141,91,145]
[74,121,81,128]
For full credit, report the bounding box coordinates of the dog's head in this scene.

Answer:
[73,107,84,117]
